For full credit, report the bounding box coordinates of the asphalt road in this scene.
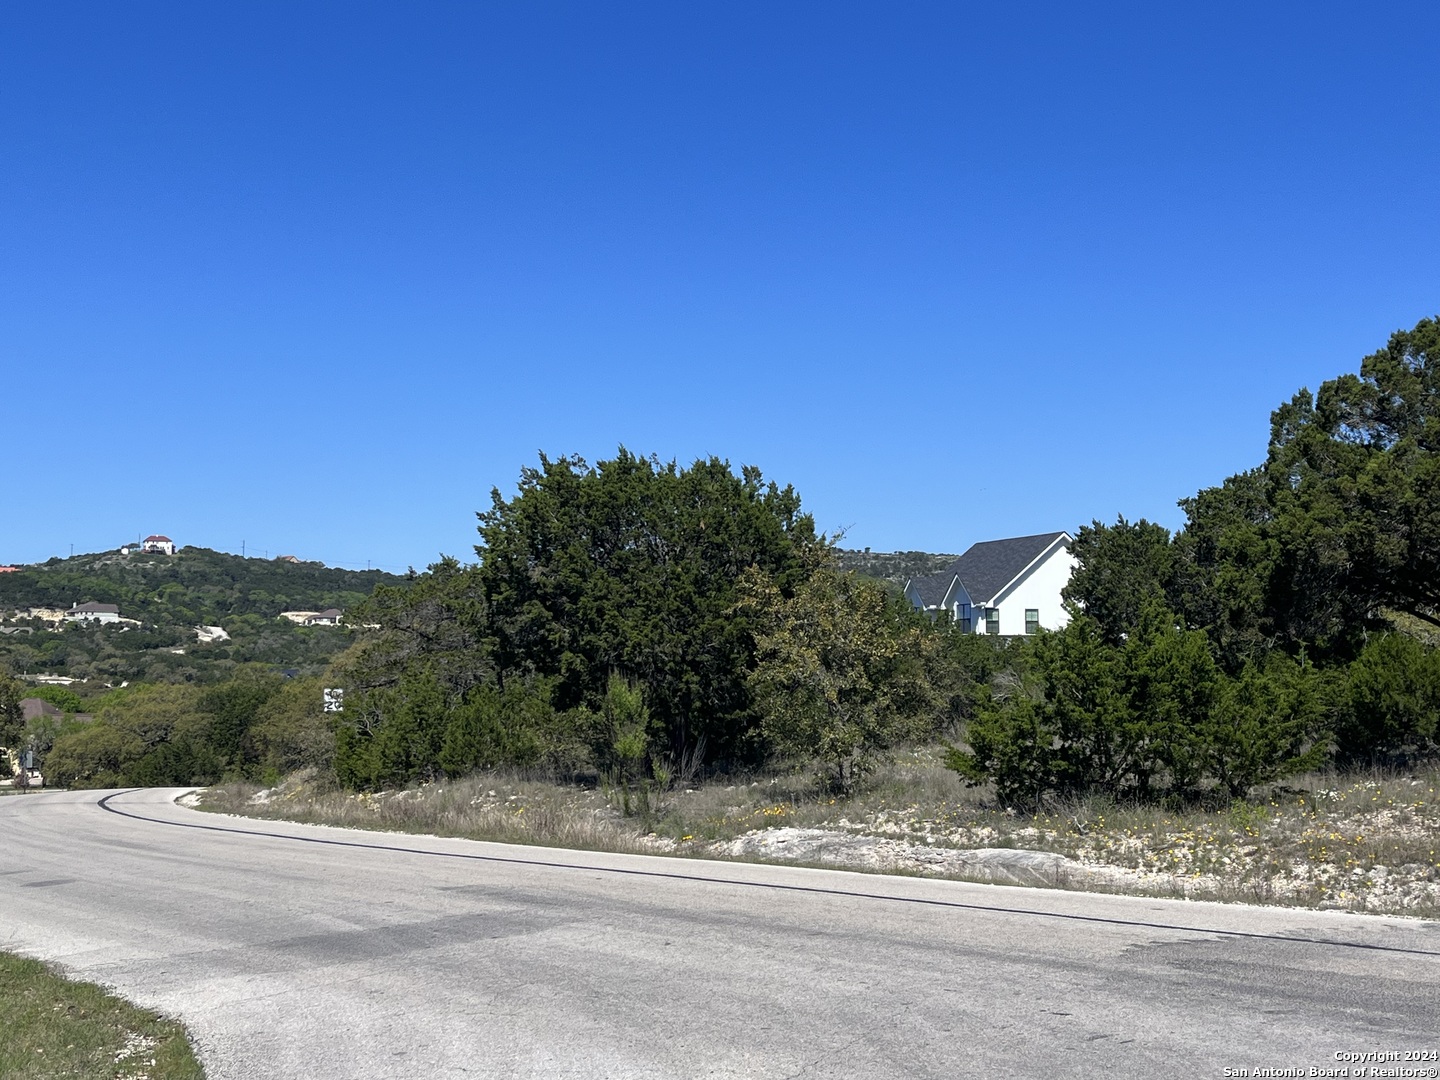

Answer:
[2,788,1437,1079]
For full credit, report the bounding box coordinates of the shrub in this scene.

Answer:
[745,564,934,791]
[1203,655,1329,798]
[949,607,1329,807]
[1336,633,1440,764]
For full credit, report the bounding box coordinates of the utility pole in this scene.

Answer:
[242,540,246,558]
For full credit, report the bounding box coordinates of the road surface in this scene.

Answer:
[2,788,1437,1079]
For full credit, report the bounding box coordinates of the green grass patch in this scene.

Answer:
[0,951,204,1080]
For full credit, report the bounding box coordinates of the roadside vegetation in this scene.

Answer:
[200,754,1440,919]
[0,951,204,1080]
[11,318,1440,917]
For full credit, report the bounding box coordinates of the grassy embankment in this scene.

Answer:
[0,952,204,1080]
[199,752,1440,919]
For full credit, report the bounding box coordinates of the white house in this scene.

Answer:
[278,609,343,626]
[903,531,1076,636]
[64,602,122,625]
[141,535,176,555]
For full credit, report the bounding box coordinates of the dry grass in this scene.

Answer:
[197,753,1440,918]
[201,771,661,855]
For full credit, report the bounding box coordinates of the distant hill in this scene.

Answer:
[0,547,406,689]
[0,547,403,623]
[833,548,956,589]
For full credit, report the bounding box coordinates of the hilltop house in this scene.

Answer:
[904,531,1076,636]
[64,602,122,625]
[141,535,176,555]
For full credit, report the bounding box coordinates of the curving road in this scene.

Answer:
[2,788,1437,1079]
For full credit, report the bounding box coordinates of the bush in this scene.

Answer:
[1204,655,1329,797]
[336,674,448,790]
[249,676,336,776]
[1336,633,1440,765]
[437,676,585,778]
[950,616,1133,808]
[744,564,934,791]
[44,721,137,789]
[949,607,1329,807]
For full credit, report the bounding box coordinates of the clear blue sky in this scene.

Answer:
[4,3,1437,570]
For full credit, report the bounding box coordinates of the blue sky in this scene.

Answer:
[4,3,1437,570]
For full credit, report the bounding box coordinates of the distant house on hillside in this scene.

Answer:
[278,608,343,626]
[20,698,63,723]
[141,535,176,555]
[0,566,18,573]
[904,531,1076,636]
[276,555,300,563]
[64,602,122,625]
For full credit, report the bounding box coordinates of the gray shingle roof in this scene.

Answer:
[906,571,957,608]
[20,698,64,722]
[946,532,1070,605]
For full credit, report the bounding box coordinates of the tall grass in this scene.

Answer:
[203,772,655,854]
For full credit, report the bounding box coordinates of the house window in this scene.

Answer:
[1025,609,1040,635]
[959,603,972,634]
[985,608,999,635]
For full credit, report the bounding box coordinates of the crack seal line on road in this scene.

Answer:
[93,790,1440,958]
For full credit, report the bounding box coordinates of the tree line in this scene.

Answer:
[7,319,1437,805]
[1,670,336,789]
[0,546,400,624]
[954,317,1440,806]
